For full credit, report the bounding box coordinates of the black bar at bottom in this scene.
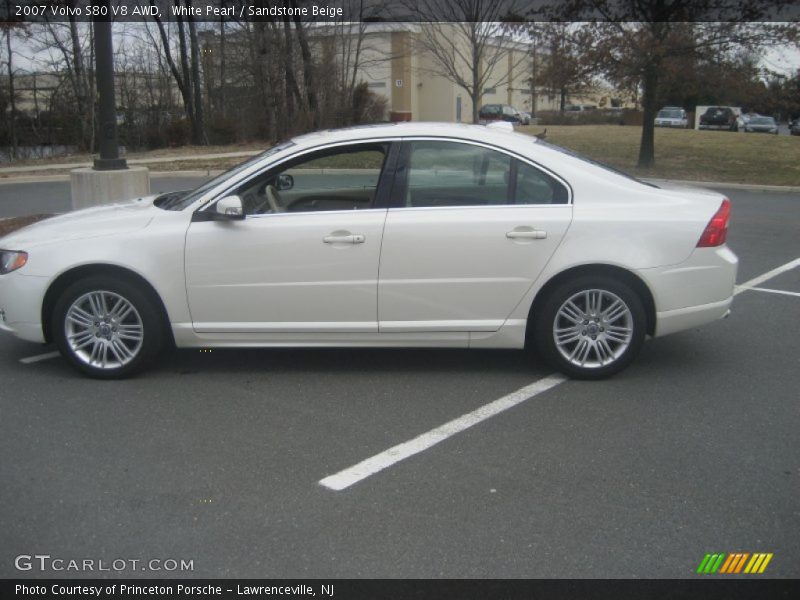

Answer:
[4,579,800,600]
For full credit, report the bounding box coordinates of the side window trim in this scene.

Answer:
[198,139,400,215]
[390,137,572,209]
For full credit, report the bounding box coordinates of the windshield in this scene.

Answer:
[536,139,658,188]
[155,141,296,210]
[658,110,683,118]
[751,117,775,125]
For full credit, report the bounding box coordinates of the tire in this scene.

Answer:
[52,275,165,379]
[533,275,646,380]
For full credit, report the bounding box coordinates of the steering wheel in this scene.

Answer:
[265,185,285,213]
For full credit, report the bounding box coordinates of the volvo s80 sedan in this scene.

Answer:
[0,123,737,379]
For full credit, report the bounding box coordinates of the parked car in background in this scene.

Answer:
[565,104,597,114]
[699,106,737,131]
[743,116,779,135]
[0,123,737,380]
[654,107,688,128]
[789,119,799,136]
[478,104,521,125]
[735,112,754,131]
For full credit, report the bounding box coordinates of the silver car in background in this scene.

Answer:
[654,107,688,128]
[744,116,778,134]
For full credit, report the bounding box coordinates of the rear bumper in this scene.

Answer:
[636,246,738,338]
[0,271,48,343]
[654,297,732,337]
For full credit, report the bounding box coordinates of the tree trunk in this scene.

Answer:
[174,12,196,142]
[560,87,566,112]
[219,18,226,117]
[637,64,660,168]
[68,15,91,151]
[4,23,17,160]
[281,18,302,137]
[471,58,481,123]
[291,9,319,129]
[186,6,207,144]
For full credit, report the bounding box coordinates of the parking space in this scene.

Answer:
[0,185,798,578]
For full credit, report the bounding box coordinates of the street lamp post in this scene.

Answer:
[93,9,127,170]
[70,6,149,210]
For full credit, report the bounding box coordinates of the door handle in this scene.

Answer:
[506,228,547,240]
[323,233,366,244]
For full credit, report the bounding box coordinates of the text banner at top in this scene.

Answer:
[3,0,800,23]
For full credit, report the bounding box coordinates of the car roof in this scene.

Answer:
[290,122,535,150]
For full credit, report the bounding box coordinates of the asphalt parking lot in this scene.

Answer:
[0,183,798,578]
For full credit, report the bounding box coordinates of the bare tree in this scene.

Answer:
[149,0,207,144]
[28,17,95,152]
[404,0,527,123]
[1,0,27,159]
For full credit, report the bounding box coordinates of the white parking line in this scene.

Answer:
[19,351,60,364]
[734,257,800,295]
[319,373,567,491]
[746,287,800,298]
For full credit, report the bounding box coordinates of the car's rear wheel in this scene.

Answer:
[534,276,646,380]
[53,276,164,379]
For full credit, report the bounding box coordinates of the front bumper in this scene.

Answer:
[0,271,49,343]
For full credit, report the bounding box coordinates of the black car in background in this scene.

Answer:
[478,104,522,124]
[791,119,800,136]
[699,106,737,131]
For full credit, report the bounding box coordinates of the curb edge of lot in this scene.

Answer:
[644,178,800,194]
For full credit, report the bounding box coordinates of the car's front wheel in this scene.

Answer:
[534,276,646,380]
[53,276,165,379]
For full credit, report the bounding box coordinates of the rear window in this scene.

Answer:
[480,105,502,116]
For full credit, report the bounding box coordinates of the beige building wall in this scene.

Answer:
[316,23,635,123]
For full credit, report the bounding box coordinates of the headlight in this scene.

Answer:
[0,250,28,274]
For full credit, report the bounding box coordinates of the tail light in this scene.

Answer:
[697,198,731,247]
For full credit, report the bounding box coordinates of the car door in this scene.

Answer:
[378,139,572,333]
[184,141,396,335]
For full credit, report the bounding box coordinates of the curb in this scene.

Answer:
[644,178,800,194]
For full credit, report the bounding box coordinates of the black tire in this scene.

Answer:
[52,275,165,379]
[533,275,646,380]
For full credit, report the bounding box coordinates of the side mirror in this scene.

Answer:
[276,173,294,191]
[215,195,245,219]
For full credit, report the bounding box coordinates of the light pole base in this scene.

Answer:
[70,166,150,210]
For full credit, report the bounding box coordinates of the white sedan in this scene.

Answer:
[0,123,737,379]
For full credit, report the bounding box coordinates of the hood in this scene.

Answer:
[0,195,159,249]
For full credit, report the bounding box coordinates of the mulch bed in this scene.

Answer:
[0,214,54,238]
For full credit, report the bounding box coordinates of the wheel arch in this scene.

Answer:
[525,263,656,346]
[41,263,173,345]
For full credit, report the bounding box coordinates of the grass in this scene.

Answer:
[2,125,798,186]
[517,124,800,187]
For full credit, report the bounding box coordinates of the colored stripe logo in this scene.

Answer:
[697,552,773,574]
